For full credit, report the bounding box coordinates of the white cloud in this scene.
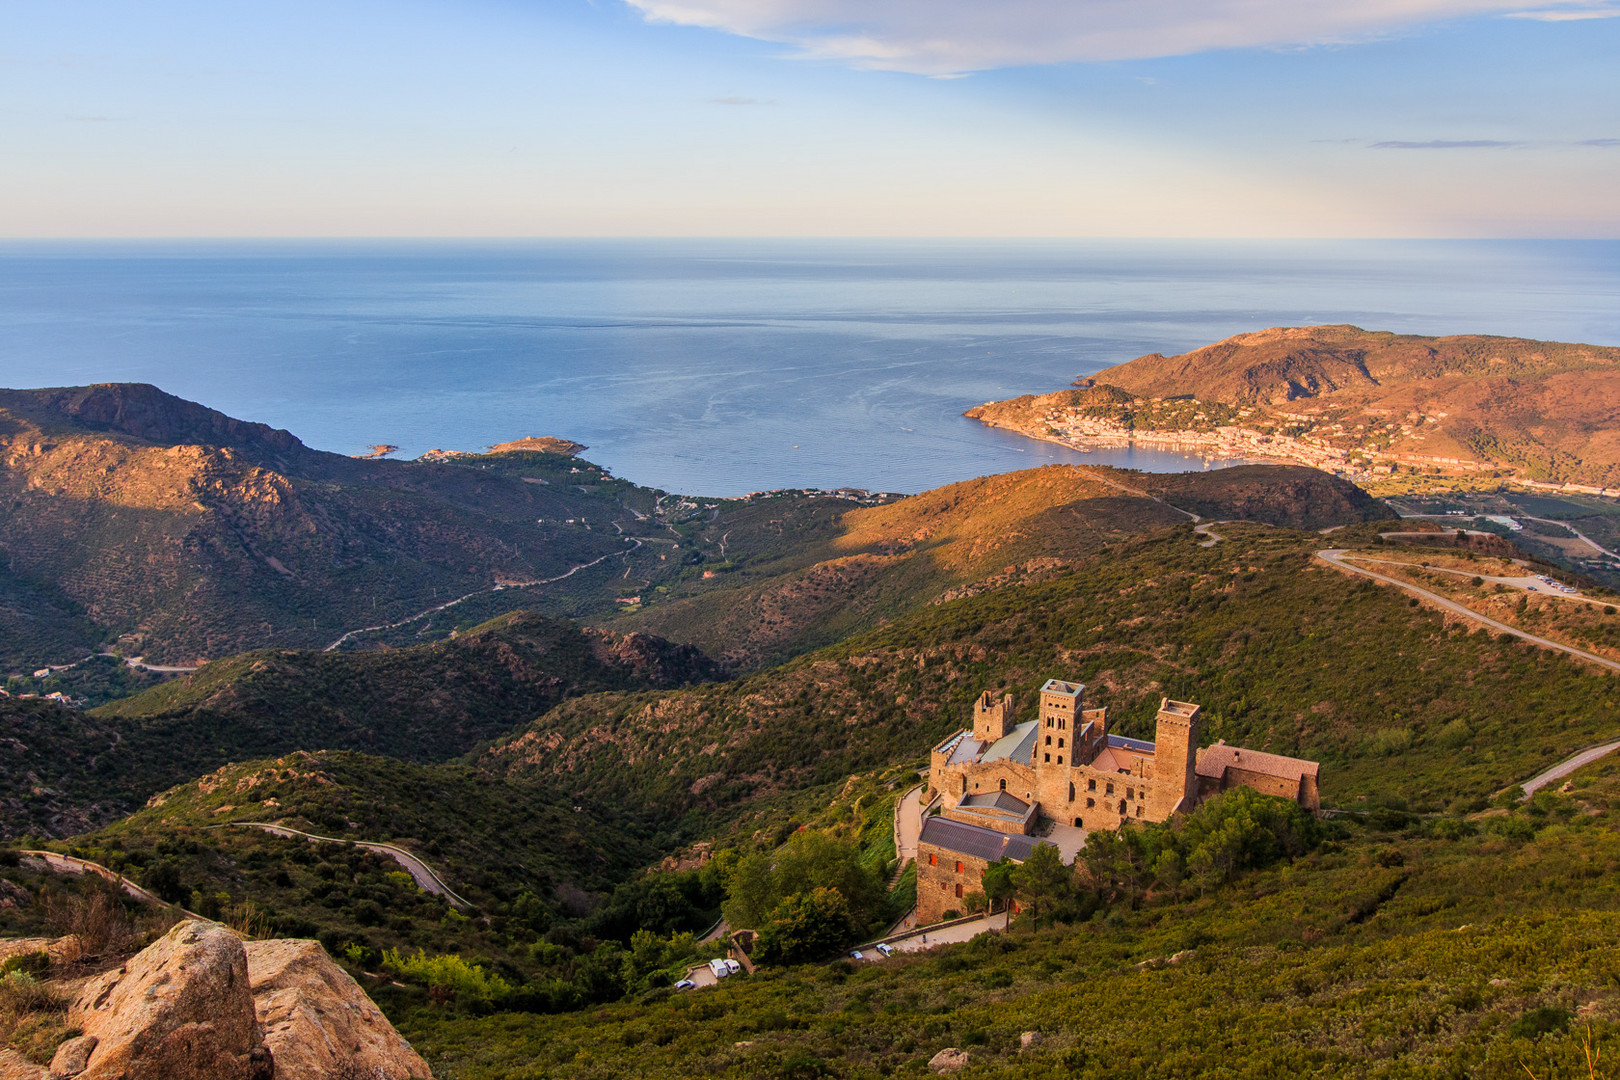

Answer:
[623,0,1600,73]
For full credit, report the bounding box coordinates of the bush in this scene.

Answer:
[381,948,513,1009]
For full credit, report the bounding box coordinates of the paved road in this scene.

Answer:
[22,850,199,916]
[894,785,923,869]
[1340,554,1604,605]
[220,823,473,909]
[1317,549,1620,674]
[1518,740,1620,799]
[856,911,1012,962]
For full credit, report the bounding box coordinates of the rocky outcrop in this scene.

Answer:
[65,921,270,1080]
[7,922,429,1080]
[242,939,430,1080]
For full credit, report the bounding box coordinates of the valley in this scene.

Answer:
[5,376,1620,1080]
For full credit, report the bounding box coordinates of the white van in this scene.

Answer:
[725,958,742,975]
[708,958,731,978]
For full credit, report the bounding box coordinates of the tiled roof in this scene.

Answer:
[982,721,1038,765]
[959,790,1031,814]
[920,817,1054,864]
[1087,747,1125,773]
[1195,742,1319,784]
[1041,679,1084,698]
[1107,734,1157,754]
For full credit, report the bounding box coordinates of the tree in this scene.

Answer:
[720,851,776,929]
[754,887,859,964]
[1011,843,1072,923]
[982,858,1018,913]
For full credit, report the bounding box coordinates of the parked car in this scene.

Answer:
[673,979,696,990]
[876,943,894,957]
[724,958,742,975]
[849,950,864,960]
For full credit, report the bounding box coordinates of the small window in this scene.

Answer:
[1045,735,1052,746]
[1044,753,1050,763]
[955,883,964,898]
[929,853,937,866]
[1068,782,1075,801]
[1057,756,1063,765]
[1106,783,1114,795]
[999,779,1006,791]
[955,861,964,874]
[1118,800,1127,814]
[1086,797,1095,808]
[1087,779,1096,792]
[1060,718,1066,730]
[1136,805,1144,818]
[1058,738,1065,748]
[1127,787,1134,800]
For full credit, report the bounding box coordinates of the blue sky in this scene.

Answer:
[1,0,1615,236]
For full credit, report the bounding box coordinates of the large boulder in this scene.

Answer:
[242,939,430,1080]
[65,921,271,1080]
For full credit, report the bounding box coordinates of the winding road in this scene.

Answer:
[20,850,199,917]
[1316,548,1620,674]
[216,823,473,909]
[1517,740,1620,799]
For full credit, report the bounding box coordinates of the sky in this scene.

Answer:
[0,0,1616,237]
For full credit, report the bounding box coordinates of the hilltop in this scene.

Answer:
[967,325,1620,489]
[612,463,1385,669]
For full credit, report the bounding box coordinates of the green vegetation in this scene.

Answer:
[399,768,1620,1079]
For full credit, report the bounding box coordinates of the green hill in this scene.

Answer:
[1,611,720,838]
[487,521,1617,821]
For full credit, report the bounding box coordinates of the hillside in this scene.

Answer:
[609,463,1386,669]
[966,325,1620,488]
[485,521,1619,822]
[0,611,720,839]
[0,383,695,670]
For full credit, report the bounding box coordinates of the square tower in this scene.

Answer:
[973,691,1016,743]
[1148,698,1202,819]
[1039,679,1084,735]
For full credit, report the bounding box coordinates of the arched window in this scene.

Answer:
[1045,735,1051,746]
[1068,782,1075,801]
[1058,738,1064,748]
[999,778,1006,791]
[1056,756,1063,765]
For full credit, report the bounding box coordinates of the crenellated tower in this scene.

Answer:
[972,690,1016,743]
[1147,698,1202,819]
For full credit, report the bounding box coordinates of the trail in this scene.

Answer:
[1516,740,1620,799]
[215,823,473,909]
[21,850,200,917]
[1316,548,1620,673]
[324,535,643,651]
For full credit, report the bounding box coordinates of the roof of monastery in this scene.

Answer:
[1195,741,1320,784]
[919,817,1052,864]
[1041,679,1083,698]
[940,720,1039,767]
[959,790,1032,814]
[1107,734,1157,755]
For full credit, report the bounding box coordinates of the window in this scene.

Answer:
[1136,805,1144,818]
[1127,787,1134,800]
[1086,797,1095,808]
[1056,756,1063,765]
[1058,737,1064,748]
[1068,782,1075,801]
[1073,816,1083,827]
[955,883,964,898]
[999,779,1006,791]
[1106,783,1114,795]
[929,853,937,866]
[1044,753,1050,763]
[1087,779,1096,792]
[955,861,964,874]
[1118,800,1127,814]
[1045,735,1051,746]
[1060,718,1066,730]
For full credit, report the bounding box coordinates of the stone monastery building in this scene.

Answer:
[914,679,1320,923]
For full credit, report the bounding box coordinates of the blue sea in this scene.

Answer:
[1,239,1617,496]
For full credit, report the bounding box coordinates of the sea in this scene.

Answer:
[2,239,1617,496]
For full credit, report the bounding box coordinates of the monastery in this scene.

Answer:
[915,679,1320,922]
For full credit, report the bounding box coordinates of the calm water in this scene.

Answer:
[1,239,1617,496]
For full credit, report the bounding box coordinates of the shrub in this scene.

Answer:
[381,948,513,1008]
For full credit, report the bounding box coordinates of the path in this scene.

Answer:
[892,785,923,879]
[217,823,473,909]
[323,535,643,651]
[1517,740,1620,799]
[21,850,199,917]
[1335,554,1606,607]
[1075,467,1200,524]
[1316,549,1620,674]
[1194,522,1225,547]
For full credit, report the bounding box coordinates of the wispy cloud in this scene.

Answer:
[622,0,1546,74]
[1371,139,1521,148]
[1579,138,1620,146]
[1506,1,1620,18]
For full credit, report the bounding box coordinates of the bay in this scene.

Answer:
[1,238,1616,496]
